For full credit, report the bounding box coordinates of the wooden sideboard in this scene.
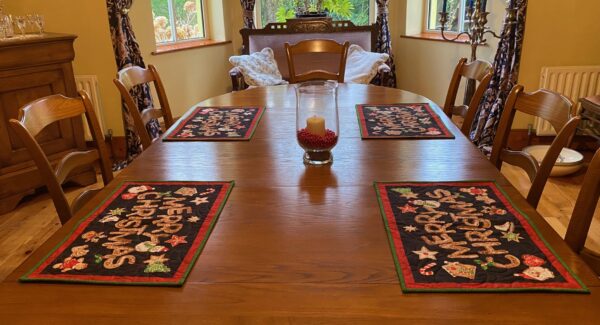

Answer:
[0,33,96,214]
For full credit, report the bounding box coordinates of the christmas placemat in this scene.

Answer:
[356,104,454,139]
[21,181,234,286]
[163,106,264,141]
[375,181,588,293]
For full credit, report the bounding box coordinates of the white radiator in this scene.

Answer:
[535,66,600,136]
[75,75,106,141]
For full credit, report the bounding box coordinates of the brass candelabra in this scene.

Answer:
[438,0,517,104]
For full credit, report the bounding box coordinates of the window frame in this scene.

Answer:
[153,0,208,45]
[425,0,469,34]
[253,0,377,28]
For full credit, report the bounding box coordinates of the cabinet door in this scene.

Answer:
[0,66,83,168]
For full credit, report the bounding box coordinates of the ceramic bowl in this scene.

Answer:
[523,145,584,177]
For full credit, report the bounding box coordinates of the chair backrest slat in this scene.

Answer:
[490,85,581,208]
[19,95,85,137]
[513,89,572,132]
[461,60,492,81]
[54,150,100,184]
[443,58,492,137]
[8,91,113,224]
[141,108,166,126]
[116,66,155,91]
[285,39,349,84]
[114,64,174,151]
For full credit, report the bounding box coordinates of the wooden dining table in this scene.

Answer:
[1,84,599,323]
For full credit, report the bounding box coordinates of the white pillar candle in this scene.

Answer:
[306,115,326,136]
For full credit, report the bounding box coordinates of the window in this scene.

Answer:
[427,0,471,33]
[152,0,205,44]
[256,0,374,28]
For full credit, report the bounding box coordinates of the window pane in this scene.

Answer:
[152,0,175,43]
[428,0,464,32]
[259,0,371,27]
[173,0,205,41]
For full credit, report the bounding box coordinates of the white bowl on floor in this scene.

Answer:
[523,145,584,177]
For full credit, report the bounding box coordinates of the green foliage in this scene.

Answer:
[323,0,354,19]
[275,6,296,22]
[151,0,169,18]
[446,0,462,31]
[151,0,202,25]
[265,0,369,26]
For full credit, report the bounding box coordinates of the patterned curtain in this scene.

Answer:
[240,0,256,29]
[372,0,397,88]
[470,0,528,154]
[106,0,161,167]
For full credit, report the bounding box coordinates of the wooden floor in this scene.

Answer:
[0,180,105,281]
[502,163,600,252]
[0,164,598,282]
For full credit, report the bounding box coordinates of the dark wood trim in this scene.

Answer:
[240,18,376,55]
[151,39,231,55]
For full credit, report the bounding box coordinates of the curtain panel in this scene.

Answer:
[470,0,528,154]
[240,0,256,29]
[372,0,397,88]
[106,0,161,166]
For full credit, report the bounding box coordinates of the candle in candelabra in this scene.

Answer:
[442,0,448,13]
[481,0,488,11]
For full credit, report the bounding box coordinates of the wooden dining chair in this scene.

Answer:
[490,85,581,208]
[9,91,113,224]
[564,149,600,275]
[443,58,493,137]
[284,39,350,84]
[113,64,175,151]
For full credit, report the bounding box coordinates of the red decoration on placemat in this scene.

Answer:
[375,181,588,293]
[163,106,264,141]
[356,103,454,139]
[21,181,234,286]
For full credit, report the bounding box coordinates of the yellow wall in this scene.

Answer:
[5,0,600,134]
[129,0,234,122]
[5,0,235,137]
[5,0,121,133]
[519,0,600,107]
[394,0,600,129]
[393,0,505,123]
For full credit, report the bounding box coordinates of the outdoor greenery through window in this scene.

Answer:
[258,0,372,28]
[427,0,469,32]
[152,0,205,44]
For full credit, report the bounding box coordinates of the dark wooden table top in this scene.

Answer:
[1,84,599,323]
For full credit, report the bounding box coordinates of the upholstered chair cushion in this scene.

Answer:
[344,44,390,84]
[229,47,288,87]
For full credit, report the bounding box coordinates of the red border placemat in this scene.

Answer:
[357,103,454,139]
[21,181,234,286]
[375,181,588,293]
[163,106,264,141]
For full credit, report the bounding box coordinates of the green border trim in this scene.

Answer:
[20,180,235,287]
[374,180,590,293]
[355,104,455,140]
[355,105,367,139]
[245,106,265,140]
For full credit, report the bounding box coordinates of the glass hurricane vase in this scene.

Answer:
[296,80,339,165]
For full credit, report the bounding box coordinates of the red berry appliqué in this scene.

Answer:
[297,129,338,150]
